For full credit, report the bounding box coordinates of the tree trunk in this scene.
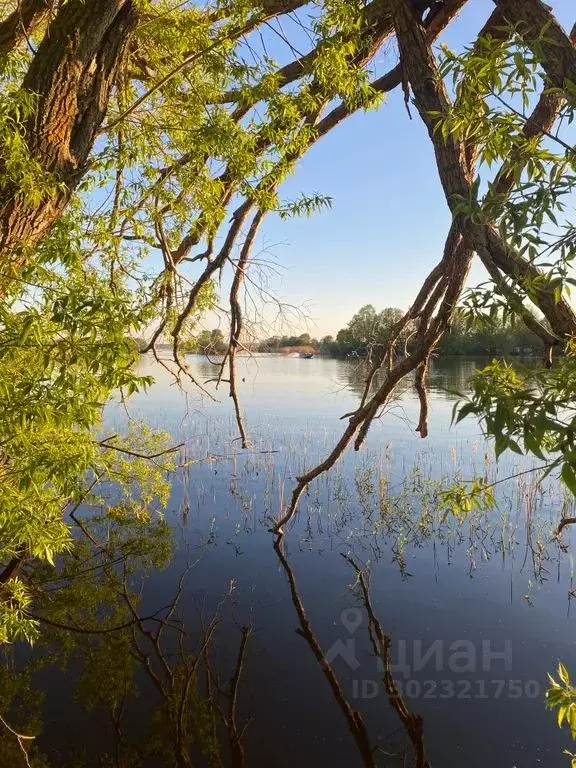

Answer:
[0,0,137,278]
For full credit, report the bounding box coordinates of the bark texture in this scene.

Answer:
[0,0,52,57]
[0,0,137,273]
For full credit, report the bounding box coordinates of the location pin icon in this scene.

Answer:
[341,608,362,634]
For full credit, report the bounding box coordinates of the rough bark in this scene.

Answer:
[0,0,52,58]
[392,0,472,202]
[495,0,576,103]
[0,0,137,277]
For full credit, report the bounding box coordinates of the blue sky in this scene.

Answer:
[240,0,575,338]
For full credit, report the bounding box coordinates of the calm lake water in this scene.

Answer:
[6,355,576,767]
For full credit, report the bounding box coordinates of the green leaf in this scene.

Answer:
[561,464,576,497]
[559,663,571,686]
[454,402,476,425]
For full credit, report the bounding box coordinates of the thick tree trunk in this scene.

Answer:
[0,0,137,276]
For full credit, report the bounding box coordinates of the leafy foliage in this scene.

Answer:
[456,341,576,496]
[546,663,576,766]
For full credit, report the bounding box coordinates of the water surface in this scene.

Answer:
[6,356,576,767]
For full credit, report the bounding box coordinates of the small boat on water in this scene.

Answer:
[299,352,314,359]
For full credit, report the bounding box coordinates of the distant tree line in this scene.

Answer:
[256,333,319,352]
[437,311,543,357]
[158,306,546,359]
[323,305,545,358]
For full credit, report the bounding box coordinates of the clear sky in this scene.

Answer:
[237,0,575,338]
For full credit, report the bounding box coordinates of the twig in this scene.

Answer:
[26,604,177,635]
[98,440,184,460]
[0,713,35,768]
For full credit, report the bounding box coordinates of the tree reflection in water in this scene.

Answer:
[0,417,572,766]
[0,512,438,768]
